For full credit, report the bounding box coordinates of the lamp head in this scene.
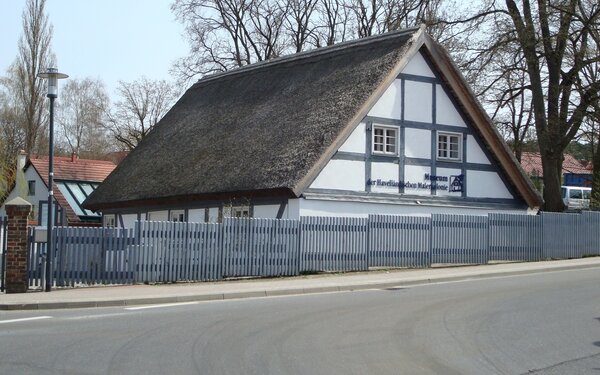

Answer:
[38,67,69,98]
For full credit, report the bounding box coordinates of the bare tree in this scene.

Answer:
[284,0,319,52]
[580,26,600,208]
[56,78,112,157]
[483,50,536,162]
[106,77,179,151]
[13,0,55,155]
[440,0,600,211]
[172,0,446,84]
[313,0,352,46]
[504,0,600,211]
[0,95,24,201]
[0,0,54,201]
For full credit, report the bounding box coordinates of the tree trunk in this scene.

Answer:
[541,151,565,211]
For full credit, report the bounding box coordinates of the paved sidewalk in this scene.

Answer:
[1,257,599,310]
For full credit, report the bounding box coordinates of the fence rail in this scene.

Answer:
[22,211,600,288]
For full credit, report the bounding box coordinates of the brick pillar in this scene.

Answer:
[5,197,32,294]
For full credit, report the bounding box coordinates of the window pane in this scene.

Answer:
[28,181,36,195]
[570,189,582,199]
[438,133,462,160]
[57,182,86,216]
[80,183,94,196]
[373,126,397,154]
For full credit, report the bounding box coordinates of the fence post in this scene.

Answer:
[4,197,32,294]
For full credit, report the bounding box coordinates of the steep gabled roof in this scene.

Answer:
[28,156,115,224]
[418,35,543,208]
[84,26,542,211]
[84,27,423,210]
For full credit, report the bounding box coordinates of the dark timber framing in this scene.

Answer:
[365,121,373,193]
[399,78,406,195]
[325,50,524,204]
[430,82,437,196]
[333,152,495,172]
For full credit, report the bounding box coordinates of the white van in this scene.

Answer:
[561,186,591,210]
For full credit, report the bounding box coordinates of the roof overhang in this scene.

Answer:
[84,187,297,212]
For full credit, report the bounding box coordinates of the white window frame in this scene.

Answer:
[170,210,186,222]
[372,125,398,156]
[437,131,462,161]
[103,215,116,228]
[231,206,251,218]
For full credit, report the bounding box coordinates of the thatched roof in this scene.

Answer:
[85,27,421,210]
[85,25,543,211]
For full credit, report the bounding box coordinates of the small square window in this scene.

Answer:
[28,180,35,196]
[231,207,251,218]
[437,132,462,161]
[104,215,116,227]
[373,126,397,155]
[170,210,186,222]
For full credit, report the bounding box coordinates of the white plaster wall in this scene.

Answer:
[435,167,462,197]
[401,51,436,77]
[404,165,431,196]
[299,198,525,217]
[467,170,514,199]
[188,208,206,223]
[436,84,466,127]
[0,166,47,220]
[367,79,402,119]
[121,214,138,228]
[147,210,168,221]
[466,135,491,164]
[287,199,300,219]
[253,204,282,219]
[404,128,431,159]
[338,123,366,153]
[370,162,399,193]
[207,207,220,223]
[310,159,365,191]
[404,80,432,123]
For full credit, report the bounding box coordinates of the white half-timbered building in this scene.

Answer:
[84,26,542,226]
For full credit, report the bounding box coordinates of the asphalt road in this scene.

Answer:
[1,268,599,374]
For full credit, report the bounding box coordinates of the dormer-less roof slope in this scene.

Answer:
[84,26,543,211]
[85,27,420,209]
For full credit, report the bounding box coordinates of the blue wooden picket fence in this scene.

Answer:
[25,212,600,288]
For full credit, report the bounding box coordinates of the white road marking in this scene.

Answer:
[63,312,130,321]
[0,316,53,324]
[124,301,200,310]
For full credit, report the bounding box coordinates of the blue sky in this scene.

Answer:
[0,0,188,98]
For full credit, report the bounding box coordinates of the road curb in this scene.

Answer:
[2,262,599,311]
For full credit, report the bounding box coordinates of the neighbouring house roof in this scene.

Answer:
[520,152,593,177]
[84,26,543,211]
[27,156,116,224]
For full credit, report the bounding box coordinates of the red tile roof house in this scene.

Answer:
[520,152,593,189]
[0,152,116,226]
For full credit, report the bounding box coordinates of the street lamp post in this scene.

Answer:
[38,67,68,292]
